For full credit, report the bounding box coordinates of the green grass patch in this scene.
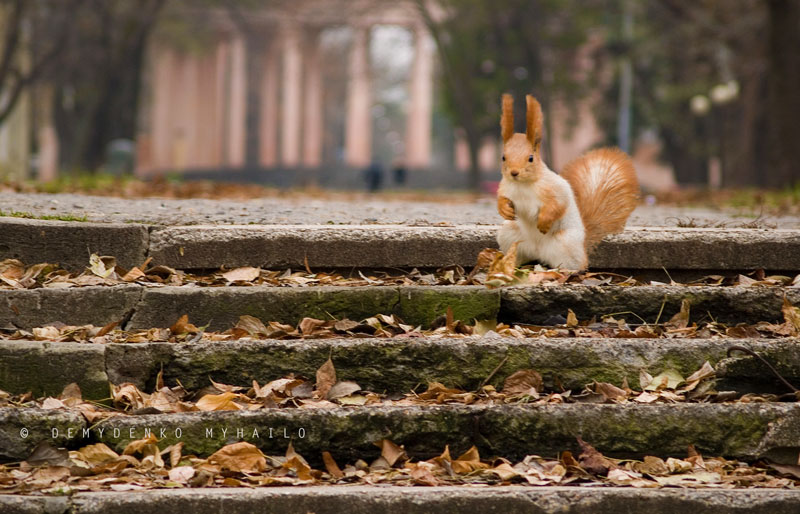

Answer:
[0,210,88,222]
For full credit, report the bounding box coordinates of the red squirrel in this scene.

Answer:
[497,94,639,270]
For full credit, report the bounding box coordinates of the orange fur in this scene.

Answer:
[497,195,516,220]
[501,94,514,143]
[525,95,543,150]
[535,183,566,233]
[560,147,640,250]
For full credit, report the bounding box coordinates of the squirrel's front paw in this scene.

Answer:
[498,196,516,220]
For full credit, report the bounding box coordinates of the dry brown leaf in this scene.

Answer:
[593,382,628,401]
[208,442,267,473]
[451,446,489,473]
[665,299,691,330]
[566,309,579,328]
[322,451,344,479]
[577,437,616,475]
[374,439,408,467]
[121,267,146,282]
[502,369,543,396]
[315,358,337,399]
[327,381,361,400]
[284,442,314,480]
[168,466,195,483]
[221,267,261,283]
[195,392,241,411]
[73,443,120,465]
[232,315,270,338]
[169,314,200,335]
[299,317,327,336]
[782,297,800,336]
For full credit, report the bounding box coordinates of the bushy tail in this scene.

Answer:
[561,147,639,250]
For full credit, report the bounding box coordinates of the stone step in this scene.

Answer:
[5,487,800,514]
[2,283,799,331]
[3,218,800,271]
[2,403,799,464]
[1,337,796,401]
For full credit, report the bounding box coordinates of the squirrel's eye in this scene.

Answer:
[528,155,534,163]
[501,155,506,162]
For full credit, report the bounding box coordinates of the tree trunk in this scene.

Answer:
[765,0,800,188]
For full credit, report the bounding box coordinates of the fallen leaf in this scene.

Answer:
[782,298,800,336]
[665,299,691,330]
[502,369,543,396]
[644,369,684,391]
[73,443,120,465]
[577,437,615,475]
[208,442,267,473]
[25,442,71,467]
[322,451,344,479]
[89,254,116,279]
[169,315,199,335]
[327,381,361,400]
[315,358,337,399]
[168,466,195,483]
[374,439,408,467]
[221,267,261,283]
[593,382,628,401]
[195,392,241,411]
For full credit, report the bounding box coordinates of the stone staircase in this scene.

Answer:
[2,217,800,512]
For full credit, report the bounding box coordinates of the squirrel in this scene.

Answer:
[496,94,639,270]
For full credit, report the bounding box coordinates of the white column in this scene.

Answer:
[227,34,247,167]
[302,29,323,168]
[150,44,173,170]
[259,38,280,167]
[281,27,303,167]
[37,86,59,181]
[345,26,372,168]
[405,26,434,169]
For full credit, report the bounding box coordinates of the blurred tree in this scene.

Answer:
[0,0,76,125]
[415,0,603,191]
[50,0,168,171]
[596,0,800,188]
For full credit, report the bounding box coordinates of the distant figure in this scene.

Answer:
[364,161,384,192]
[392,163,407,186]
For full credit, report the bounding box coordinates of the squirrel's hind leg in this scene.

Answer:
[538,228,588,270]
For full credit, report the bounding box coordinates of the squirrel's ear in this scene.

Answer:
[526,95,543,150]
[501,94,514,143]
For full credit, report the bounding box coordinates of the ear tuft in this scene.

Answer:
[526,95,543,149]
[501,94,514,143]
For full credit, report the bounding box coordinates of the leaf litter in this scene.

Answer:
[4,292,800,344]
[1,433,797,494]
[2,254,799,291]
[2,358,800,492]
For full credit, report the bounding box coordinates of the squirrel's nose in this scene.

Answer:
[510,170,519,177]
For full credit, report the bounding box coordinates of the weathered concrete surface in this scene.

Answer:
[3,218,800,271]
[0,286,141,330]
[0,342,108,399]
[0,487,785,514]
[127,286,499,331]
[0,408,86,461]
[501,285,800,325]
[593,227,800,270]
[2,283,798,332]
[83,404,800,463]
[1,336,797,401]
[149,225,497,269]
[0,217,148,271]
[149,225,800,271]
[0,496,68,514]
[100,337,800,395]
